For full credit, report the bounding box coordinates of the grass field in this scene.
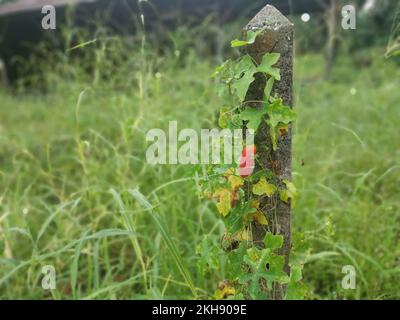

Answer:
[0,34,399,299]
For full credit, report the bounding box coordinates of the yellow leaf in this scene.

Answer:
[252,177,277,197]
[249,199,260,209]
[279,180,298,208]
[277,124,289,137]
[253,211,268,225]
[215,284,236,300]
[213,188,232,217]
[241,229,251,241]
[232,229,251,242]
[224,168,244,191]
[228,175,244,191]
[224,168,236,176]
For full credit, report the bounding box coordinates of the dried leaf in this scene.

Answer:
[215,283,236,300]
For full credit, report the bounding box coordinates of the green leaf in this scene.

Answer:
[285,265,307,300]
[290,265,302,283]
[224,202,255,234]
[231,30,262,48]
[257,53,281,81]
[264,77,275,102]
[196,236,220,274]
[263,233,284,251]
[218,107,231,128]
[239,107,267,131]
[232,74,255,102]
[230,114,243,128]
[250,169,275,183]
[290,232,311,266]
[239,247,289,299]
[233,55,256,76]
[231,55,258,102]
[266,99,296,129]
[227,242,247,279]
[212,59,233,79]
[265,98,296,150]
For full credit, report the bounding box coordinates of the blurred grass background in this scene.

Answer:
[0,1,399,299]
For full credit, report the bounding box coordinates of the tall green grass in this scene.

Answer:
[294,52,400,299]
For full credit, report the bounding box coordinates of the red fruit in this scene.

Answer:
[238,161,255,177]
[242,145,257,157]
[238,145,256,177]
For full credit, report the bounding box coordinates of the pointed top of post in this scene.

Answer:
[246,5,293,31]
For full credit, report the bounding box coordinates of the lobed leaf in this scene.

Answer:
[252,177,277,197]
[231,30,262,48]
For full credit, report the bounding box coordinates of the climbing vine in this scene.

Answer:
[196,31,308,300]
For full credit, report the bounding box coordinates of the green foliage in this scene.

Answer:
[237,233,307,300]
[266,98,297,150]
[239,246,287,299]
[214,52,283,104]
[198,30,303,300]
[238,107,266,131]
[223,202,250,234]
[257,53,281,81]
[226,243,247,280]
[231,30,262,48]
[196,236,221,275]
[285,266,307,300]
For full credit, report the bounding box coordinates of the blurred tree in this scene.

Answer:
[323,0,340,79]
[344,0,395,51]
[0,57,7,86]
[318,0,397,77]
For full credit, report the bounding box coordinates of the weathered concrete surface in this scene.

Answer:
[244,4,294,295]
